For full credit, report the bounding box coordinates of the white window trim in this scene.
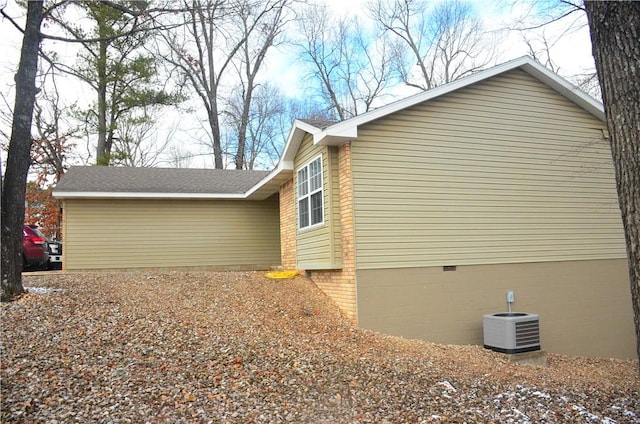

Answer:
[297,155,324,231]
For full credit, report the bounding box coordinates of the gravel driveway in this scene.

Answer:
[1,271,638,423]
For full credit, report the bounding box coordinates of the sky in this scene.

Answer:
[262,0,595,99]
[0,0,597,174]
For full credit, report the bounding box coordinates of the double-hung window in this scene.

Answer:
[297,155,323,229]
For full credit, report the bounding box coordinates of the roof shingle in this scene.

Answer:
[298,118,338,129]
[54,166,270,195]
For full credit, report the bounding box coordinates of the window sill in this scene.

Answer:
[297,222,325,234]
[297,261,343,271]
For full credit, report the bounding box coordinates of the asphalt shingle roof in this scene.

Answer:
[298,119,338,129]
[54,166,270,195]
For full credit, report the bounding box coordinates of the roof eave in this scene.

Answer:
[52,191,247,200]
[244,160,294,200]
[315,125,358,146]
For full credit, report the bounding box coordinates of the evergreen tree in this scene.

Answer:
[49,1,181,165]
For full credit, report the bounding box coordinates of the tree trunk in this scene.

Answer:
[584,1,640,368]
[1,1,44,301]
[96,26,110,165]
[208,105,223,169]
[235,85,254,170]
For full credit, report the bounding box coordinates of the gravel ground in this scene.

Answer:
[1,271,638,423]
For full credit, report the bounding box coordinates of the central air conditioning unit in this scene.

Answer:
[483,313,540,354]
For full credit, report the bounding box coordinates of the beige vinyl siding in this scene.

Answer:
[351,69,625,269]
[295,135,342,269]
[62,197,280,270]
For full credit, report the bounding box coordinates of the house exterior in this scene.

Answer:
[53,167,287,271]
[270,56,634,359]
[54,57,635,358]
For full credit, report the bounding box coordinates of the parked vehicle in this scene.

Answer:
[47,240,63,270]
[23,225,49,270]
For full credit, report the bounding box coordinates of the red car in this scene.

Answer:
[23,224,49,270]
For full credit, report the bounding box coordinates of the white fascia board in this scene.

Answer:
[278,125,300,163]
[52,191,247,200]
[519,62,605,121]
[314,125,358,146]
[279,160,294,169]
[311,56,604,145]
[281,120,322,163]
[244,160,294,199]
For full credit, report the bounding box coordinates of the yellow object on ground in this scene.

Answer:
[265,270,299,279]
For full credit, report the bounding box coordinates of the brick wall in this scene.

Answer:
[279,178,297,269]
[309,143,358,323]
[279,144,358,323]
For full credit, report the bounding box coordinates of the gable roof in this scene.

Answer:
[279,56,604,164]
[54,166,270,200]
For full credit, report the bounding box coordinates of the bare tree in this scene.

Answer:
[0,67,77,185]
[584,0,640,369]
[296,3,396,120]
[369,0,496,90]
[161,0,227,168]
[522,28,601,99]
[226,83,286,169]
[521,28,562,74]
[163,143,195,168]
[571,70,600,100]
[228,0,290,169]
[512,2,601,99]
[110,111,173,167]
[1,0,43,301]
[30,68,81,185]
[162,0,290,169]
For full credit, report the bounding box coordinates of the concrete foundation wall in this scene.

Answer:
[357,259,635,359]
